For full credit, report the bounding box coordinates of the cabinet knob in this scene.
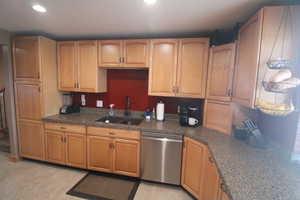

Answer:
[119,57,122,63]
[209,156,214,163]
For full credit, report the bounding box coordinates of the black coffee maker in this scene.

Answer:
[179,105,203,127]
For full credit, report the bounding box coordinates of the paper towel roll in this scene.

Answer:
[156,101,165,121]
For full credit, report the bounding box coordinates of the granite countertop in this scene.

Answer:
[43,112,300,200]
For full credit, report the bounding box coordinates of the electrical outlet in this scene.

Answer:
[96,100,103,108]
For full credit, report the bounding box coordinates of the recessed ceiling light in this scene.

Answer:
[144,0,157,5]
[32,4,47,13]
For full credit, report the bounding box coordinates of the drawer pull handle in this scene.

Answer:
[109,132,115,135]
[60,127,66,130]
[209,157,214,163]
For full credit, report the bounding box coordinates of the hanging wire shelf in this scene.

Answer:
[267,59,294,70]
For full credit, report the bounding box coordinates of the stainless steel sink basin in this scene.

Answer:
[96,116,144,126]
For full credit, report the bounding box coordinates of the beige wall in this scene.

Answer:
[0,47,4,89]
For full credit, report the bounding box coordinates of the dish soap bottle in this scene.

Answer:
[109,104,115,117]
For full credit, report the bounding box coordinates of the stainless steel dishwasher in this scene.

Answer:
[141,131,183,185]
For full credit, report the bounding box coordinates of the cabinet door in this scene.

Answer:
[87,136,113,173]
[113,139,140,177]
[204,100,232,135]
[18,120,44,160]
[232,11,263,108]
[207,43,236,102]
[98,40,122,67]
[45,131,66,165]
[181,137,206,199]
[123,40,149,68]
[13,36,40,81]
[57,42,78,91]
[202,153,220,200]
[15,82,42,121]
[77,40,98,92]
[176,38,209,98]
[149,39,178,96]
[65,133,86,169]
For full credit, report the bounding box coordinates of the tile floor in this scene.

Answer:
[0,152,193,200]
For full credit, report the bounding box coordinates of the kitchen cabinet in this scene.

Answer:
[58,40,107,93]
[45,131,66,165]
[114,139,140,177]
[15,82,42,121]
[13,36,62,161]
[148,39,178,96]
[149,38,209,98]
[232,6,300,108]
[177,38,209,98]
[44,122,87,168]
[207,43,236,102]
[204,100,232,135]
[13,36,40,82]
[98,39,149,68]
[87,126,140,177]
[201,151,221,200]
[18,120,44,160]
[232,10,262,108]
[181,137,206,199]
[87,136,113,173]
[57,42,77,91]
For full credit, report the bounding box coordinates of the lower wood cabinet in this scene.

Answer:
[87,127,140,177]
[18,120,44,161]
[181,137,206,198]
[87,136,113,173]
[44,123,87,169]
[182,137,228,200]
[201,152,221,200]
[114,139,140,177]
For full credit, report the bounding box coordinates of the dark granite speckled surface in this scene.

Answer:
[43,112,300,200]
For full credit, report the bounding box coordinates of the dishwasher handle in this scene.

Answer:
[142,136,183,143]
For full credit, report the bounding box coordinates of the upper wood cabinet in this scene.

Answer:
[98,39,149,68]
[18,120,44,161]
[13,36,41,81]
[232,6,299,108]
[207,43,236,102]
[149,39,178,96]
[58,41,107,93]
[57,42,77,91]
[177,38,209,98]
[149,38,209,98]
[181,137,206,199]
[98,40,123,67]
[204,100,233,135]
[232,11,263,108]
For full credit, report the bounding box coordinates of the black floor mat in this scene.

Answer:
[67,172,140,200]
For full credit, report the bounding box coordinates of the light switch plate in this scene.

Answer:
[96,100,103,108]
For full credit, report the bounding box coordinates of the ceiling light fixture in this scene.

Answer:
[144,0,157,5]
[32,4,47,13]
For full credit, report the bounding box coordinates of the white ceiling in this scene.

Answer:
[0,0,280,39]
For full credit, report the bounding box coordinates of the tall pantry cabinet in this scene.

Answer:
[13,36,62,160]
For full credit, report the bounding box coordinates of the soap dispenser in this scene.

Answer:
[109,104,115,117]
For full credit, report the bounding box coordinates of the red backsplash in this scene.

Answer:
[72,69,203,114]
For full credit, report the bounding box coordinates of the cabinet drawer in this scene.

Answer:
[44,122,86,134]
[87,127,140,140]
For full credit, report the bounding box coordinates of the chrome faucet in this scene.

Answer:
[124,96,131,117]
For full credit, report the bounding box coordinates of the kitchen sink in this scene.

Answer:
[96,116,144,126]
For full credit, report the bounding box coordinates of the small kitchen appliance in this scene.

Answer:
[59,94,80,114]
[179,104,203,127]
